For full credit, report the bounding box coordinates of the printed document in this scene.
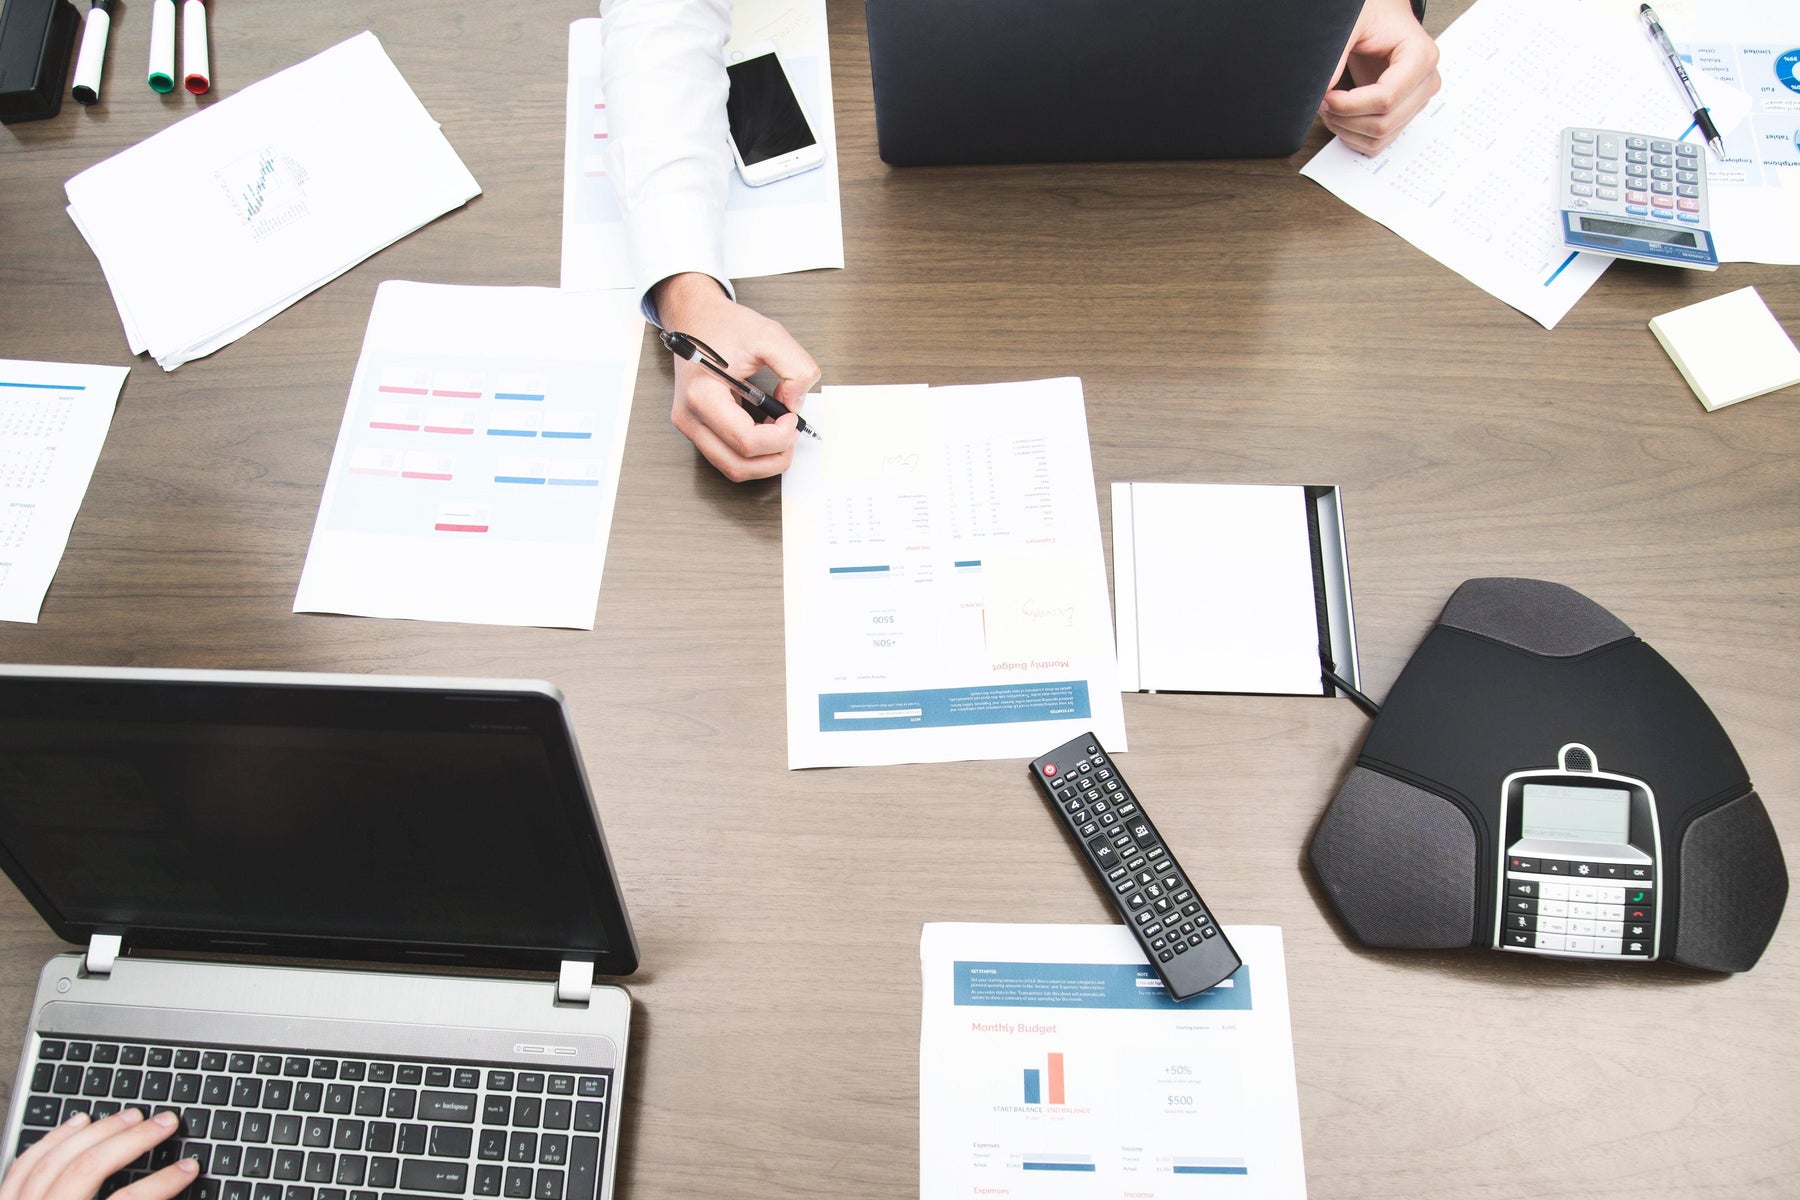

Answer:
[64,32,480,371]
[1300,0,1770,328]
[781,379,1127,769]
[920,923,1306,1198]
[561,0,844,292]
[1663,0,1800,264]
[0,360,127,624]
[295,282,641,629]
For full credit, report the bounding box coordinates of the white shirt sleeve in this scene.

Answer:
[598,0,738,321]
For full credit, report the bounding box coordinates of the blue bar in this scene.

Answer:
[1174,1166,1249,1176]
[1023,1163,1095,1173]
[953,560,981,568]
[548,478,601,487]
[1022,1069,1040,1105]
[487,429,537,437]
[542,431,592,439]
[495,476,546,485]
[955,961,1252,1011]
[828,565,890,575]
[0,381,84,391]
[1543,251,1578,287]
[493,392,545,401]
[819,681,1090,732]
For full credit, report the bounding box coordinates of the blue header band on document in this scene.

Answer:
[953,960,1252,1011]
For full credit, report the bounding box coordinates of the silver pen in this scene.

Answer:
[1638,4,1724,158]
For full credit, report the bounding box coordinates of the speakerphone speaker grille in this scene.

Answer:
[1310,767,1478,948]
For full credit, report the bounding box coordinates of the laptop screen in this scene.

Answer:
[0,668,637,976]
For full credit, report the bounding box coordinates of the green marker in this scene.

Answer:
[147,0,176,93]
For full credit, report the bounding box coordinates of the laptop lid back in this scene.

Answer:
[0,666,637,977]
[865,0,1363,166]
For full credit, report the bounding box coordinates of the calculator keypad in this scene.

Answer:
[1568,127,1706,226]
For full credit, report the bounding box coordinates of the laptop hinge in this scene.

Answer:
[86,933,123,977]
[556,960,594,1006]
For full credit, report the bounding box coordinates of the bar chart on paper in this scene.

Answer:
[921,925,1306,1199]
[324,353,618,546]
[295,281,642,629]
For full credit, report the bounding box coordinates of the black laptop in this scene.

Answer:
[865,0,1365,165]
[0,666,637,1200]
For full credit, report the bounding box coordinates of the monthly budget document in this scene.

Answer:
[920,923,1307,1197]
[781,379,1127,769]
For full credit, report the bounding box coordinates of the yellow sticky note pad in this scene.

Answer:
[1648,287,1800,411]
[820,384,932,482]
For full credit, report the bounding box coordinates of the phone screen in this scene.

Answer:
[726,53,817,165]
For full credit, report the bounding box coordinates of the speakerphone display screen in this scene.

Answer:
[1521,782,1631,844]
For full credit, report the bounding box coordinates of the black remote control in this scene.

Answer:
[1029,732,1242,1000]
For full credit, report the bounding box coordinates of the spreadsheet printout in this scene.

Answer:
[0,361,127,624]
[560,0,844,293]
[781,379,1126,769]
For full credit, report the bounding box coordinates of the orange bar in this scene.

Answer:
[1047,1053,1065,1106]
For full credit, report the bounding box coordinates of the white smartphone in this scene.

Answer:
[725,43,825,187]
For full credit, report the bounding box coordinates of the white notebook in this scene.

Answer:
[1111,482,1358,696]
[1649,287,1800,412]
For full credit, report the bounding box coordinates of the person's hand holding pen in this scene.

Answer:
[652,272,821,482]
[2,1109,195,1200]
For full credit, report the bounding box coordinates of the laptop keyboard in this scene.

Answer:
[16,1038,612,1200]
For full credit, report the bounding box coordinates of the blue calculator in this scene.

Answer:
[1559,126,1718,271]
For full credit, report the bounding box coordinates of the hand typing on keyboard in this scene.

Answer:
[4,1109,195,1200]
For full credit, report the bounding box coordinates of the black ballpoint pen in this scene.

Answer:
[659,329,821,440]
[1639,4,1724,158]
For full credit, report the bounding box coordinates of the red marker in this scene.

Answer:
[182,0,210,95]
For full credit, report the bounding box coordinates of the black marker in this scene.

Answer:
[71,0,116,106]
[659,329,821,440]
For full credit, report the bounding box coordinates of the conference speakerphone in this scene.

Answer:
[1310,578,1787,974]
[1495,744,1661,960]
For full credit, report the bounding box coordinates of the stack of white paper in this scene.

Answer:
[65,32,481,371]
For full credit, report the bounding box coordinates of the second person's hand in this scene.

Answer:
[1,1109,196,1200]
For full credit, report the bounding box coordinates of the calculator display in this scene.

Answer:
[1574,216,1699,249]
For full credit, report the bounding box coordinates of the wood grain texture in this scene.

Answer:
[1,1,1796,1196]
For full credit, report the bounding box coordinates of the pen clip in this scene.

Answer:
[659,330,731,371]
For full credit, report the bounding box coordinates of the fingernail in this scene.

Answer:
[152,1110,180,1128]
[62,1111,91,1128]
[178,1158,200,1175]
[118,1107,146,1125]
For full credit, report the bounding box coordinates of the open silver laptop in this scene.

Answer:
[0,666,636,1200]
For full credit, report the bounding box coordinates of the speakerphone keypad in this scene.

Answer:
[1501,857,1654,958]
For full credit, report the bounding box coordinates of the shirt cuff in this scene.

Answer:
[626,196,736,325]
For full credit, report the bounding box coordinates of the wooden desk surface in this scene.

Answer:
[2,1,1797,1196]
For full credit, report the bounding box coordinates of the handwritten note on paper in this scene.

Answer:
[820,384,932,482]
[982,549,1082,661]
